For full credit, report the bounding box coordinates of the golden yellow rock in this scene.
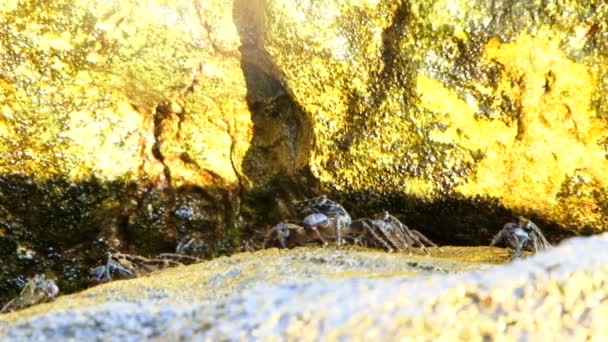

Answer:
[263,0,608,233]
[456,32,608,229]
[0,0,255,301]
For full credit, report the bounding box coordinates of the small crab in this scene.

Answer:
[293,195,352,244]
[90,252,136,283]
[90,252,183,284]
[268,199,439,255]
[175,233,209,257]
[490,216,551,258]
[264,221,325,248]
[350,211,438,254]
[518,216,551,252]
[1,274,59,313]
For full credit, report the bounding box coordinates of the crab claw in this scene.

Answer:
[303,213,329,245]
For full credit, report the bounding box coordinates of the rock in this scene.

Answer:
[1,235,607,340]
[0,0,256,303]
[262,0,608,234]
[2,0,607,312]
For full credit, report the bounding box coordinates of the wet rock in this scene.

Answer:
[1,235,607,340]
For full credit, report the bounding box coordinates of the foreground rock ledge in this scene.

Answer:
[1,237,608,340]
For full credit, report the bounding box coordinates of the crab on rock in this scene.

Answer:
[293,194,352,245]
[490,216,551,258]
[349,211,438,254]
[1,274,59,313]
[266,195,438,254]
[89,252,184,284]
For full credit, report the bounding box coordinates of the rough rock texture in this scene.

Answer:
[0,0,261,303]
[262,0,608,235]
[2,0,607,311]
[1,235,607,340]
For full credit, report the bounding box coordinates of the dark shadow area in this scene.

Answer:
[332,190,578,247]
[0,174,121,306]
[233,0,312,185]
[232,0,319,237]
[0,174,240,308]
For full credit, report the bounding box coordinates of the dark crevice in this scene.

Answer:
[233,0,314,188]
[152,103,174,185]
[232,0,318,239]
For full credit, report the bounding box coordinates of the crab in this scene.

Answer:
[292,195,352,245]
[175,234,209,257]
[490,216,551,258]
[1,274,59,313]
[90,252,183,284]
[264,221,326,248]
[349,211,438,254]
[518,216,551,252]
[270,195,439,254]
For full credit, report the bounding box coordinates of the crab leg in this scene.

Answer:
[490,229,507,247]
[157,253,201,264]
[411,230,438,248]
[0,298,17,313]
[309,227,327,246]
[388,219,417,253]
[336,220,342,246]
[410,229,439,255]
[105,252,113,282]
[278,233,288,248]
[358,220,394,252]
[392,223,416,251]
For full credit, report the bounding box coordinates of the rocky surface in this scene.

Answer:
[2,0,608,312]
[0,0,258,302]
[263,0,608,235]
[1,235,607,340]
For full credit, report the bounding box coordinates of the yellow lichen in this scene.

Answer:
[454,31,608,221]
[0,0,252,190]
[418,75,517,155]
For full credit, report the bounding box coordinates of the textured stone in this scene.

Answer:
[263,0,608,232]
[1,235,607,340]
[0,0,253,303]
[2,0,607,315]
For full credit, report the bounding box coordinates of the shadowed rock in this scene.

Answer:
[1,235,607,340]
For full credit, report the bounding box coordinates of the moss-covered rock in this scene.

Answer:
[262,0,608,233]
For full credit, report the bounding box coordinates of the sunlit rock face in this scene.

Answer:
[0,0,264,303]
[1,0,608,310]
[263,0,608,232]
